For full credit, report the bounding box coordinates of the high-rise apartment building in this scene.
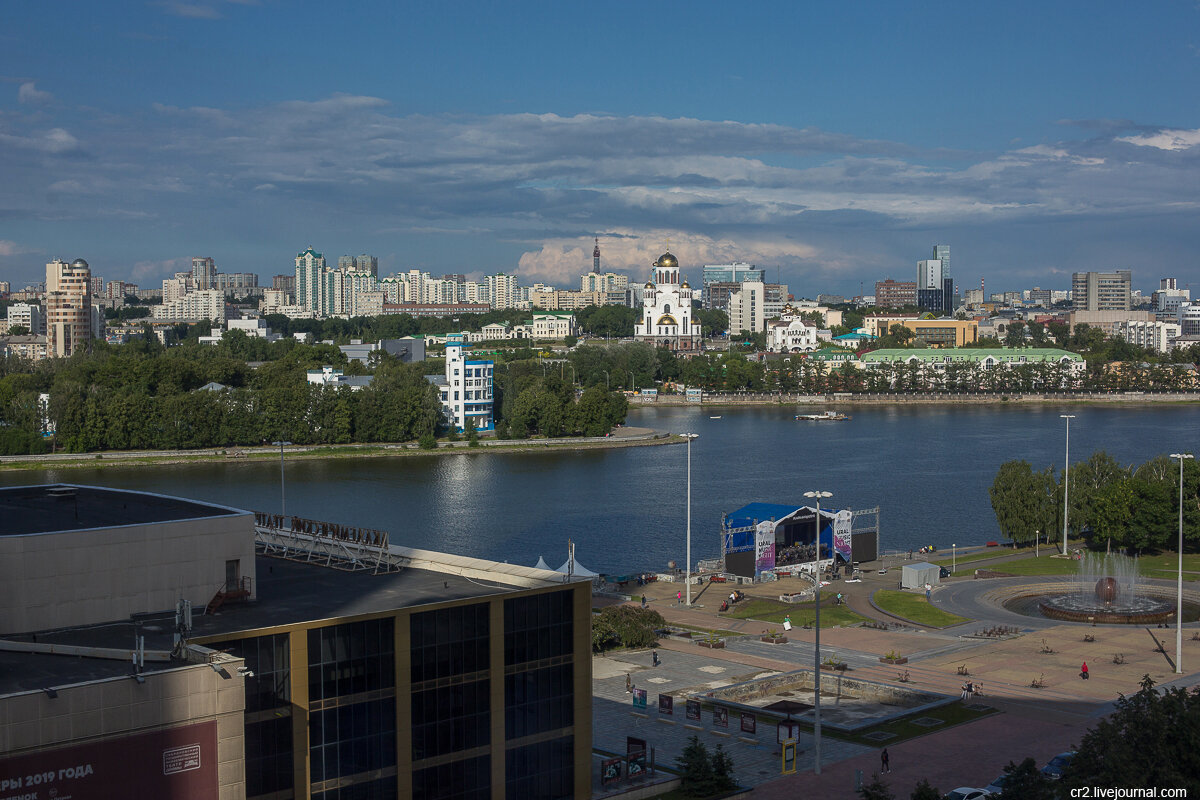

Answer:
[702,262,763,307]
[191,257,217,289]
[487,273,519,310]
[916,245,953,313]
[46,258,93,357]
[727,281,766,335]
[294,247,327,312]
[1072,270,1132,311]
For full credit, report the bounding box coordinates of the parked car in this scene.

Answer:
[944,789,991,800]
[983,774,1008,794]
[939,566,952,578]
[1041,751,1075,780]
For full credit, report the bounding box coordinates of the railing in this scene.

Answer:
[253,512,405,574]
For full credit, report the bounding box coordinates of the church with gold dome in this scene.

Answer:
[633,250,703,351]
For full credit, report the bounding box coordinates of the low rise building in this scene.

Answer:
[863,316,978,347]
[0,334,48,360]
[1068,309,1154,338]
[429,337,495,431]
[766,309,818,352]
[1116,319,1181,353]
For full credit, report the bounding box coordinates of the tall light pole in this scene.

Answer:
[602,370,610,389]
[271,440,292,517]
[1171,452,1193,674]
[952,543,956,573]
[683,434,699,606]
[1060,415,1075,554]
[628,369,636,391]
[803,489,832,775]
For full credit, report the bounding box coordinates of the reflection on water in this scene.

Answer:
[4,404,1196,574]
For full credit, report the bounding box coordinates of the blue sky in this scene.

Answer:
[2,1,1199,296]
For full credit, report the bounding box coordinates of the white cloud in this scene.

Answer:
[162,2,222,19]
[17,82,52,105]
[0,127,79,153]
[517,230,818,284]
[1117,128,1200,151]
[0,240,25,256]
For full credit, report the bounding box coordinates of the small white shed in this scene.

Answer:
[900,562,940,590]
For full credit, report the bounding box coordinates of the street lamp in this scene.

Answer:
[628,369,637,391]
[1061,415,1075,554]
[952,543,956,573]
[1170,452,1193,675]
[270,440,292,517]
[682,434,699,606]
[802,489,832,775]
[602,370,610,389]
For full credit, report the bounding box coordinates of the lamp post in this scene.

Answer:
[270,440,292,517]
[1170,452,1193,674]
[952,543,956,573]
[628,369,637,391]
[683,433,699,606]
[602,370,610,389]
[1060,415,1075,554]
[802,489,832,775]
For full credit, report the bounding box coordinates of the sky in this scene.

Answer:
[2,0,1199,297]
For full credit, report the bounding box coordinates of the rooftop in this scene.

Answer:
[0,553,572,695]
[0,484,245,537]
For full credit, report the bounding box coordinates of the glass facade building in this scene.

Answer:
[202,581,588,800]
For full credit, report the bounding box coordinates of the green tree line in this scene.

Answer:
[990,452,1200,552]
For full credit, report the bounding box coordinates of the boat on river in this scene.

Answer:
[795,411,851,421]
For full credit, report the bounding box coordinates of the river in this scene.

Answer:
[4,404,1197,574]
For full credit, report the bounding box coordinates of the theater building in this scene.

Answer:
[0,485,591,800]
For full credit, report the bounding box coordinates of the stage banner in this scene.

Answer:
[754,519,776,574]
[833,510,853,562]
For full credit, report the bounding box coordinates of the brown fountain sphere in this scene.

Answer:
[1095,577,1120,605]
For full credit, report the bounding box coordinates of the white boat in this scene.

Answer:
[795,411,850,421]
[710,415,722,419]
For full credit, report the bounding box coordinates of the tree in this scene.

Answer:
[674,736,737,797]
[1062,676,1200,794]
[857,775,895,800]
[5,325,30,336]
[889,324,915,347]
[908,779,940,800]
[989,460,1057,546]
[1003,320,1027,348]
[993,757,1055,800]
[591,606,665,652]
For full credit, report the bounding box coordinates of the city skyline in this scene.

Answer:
[2,2,1199,294]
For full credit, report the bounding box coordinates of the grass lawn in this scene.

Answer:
[929,548,1029,567]
[951,555,1079,578]
[873,590,971,628]
[1136,553,1200,581]
[721,598,867,628]
[831,700,1000,747]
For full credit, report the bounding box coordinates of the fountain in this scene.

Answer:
[1038,553,1175,624]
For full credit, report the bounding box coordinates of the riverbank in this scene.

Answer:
[0,427,677,472]
[637,390,1200,406]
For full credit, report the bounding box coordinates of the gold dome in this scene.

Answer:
[654,252,678,269]
[681,279,691,289]
[645,281,655,289]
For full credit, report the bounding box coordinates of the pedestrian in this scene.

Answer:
[881,747,890,773]
[626,673,632,693]
[641,594,647,609]
[1080,661,1089,680]
[960,683,969,700]
[652,649,660,667]
[925,582,932,601]
[783,614,792,631]
[676,590,682,605]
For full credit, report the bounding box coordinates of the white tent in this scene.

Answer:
[901,562,940,590]
[534,556,552,571]
[556,557,599,578]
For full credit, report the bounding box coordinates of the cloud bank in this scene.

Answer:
[2,93,1198,288]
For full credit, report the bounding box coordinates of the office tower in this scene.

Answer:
[1072,270,1132,311]
[46,258,93,357]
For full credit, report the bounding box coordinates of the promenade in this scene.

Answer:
[593,551,1200,798]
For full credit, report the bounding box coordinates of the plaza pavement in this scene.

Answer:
[592,555,1200,797]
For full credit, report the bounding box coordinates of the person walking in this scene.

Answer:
[652,649,660,667]
[625,673,632,693]
[881,747,890,773]
[676,590,682,605]
[925,582,932,601]
[641,594,647,609]
[1081,661,1089,680]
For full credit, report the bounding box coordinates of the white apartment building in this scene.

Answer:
[581,272,628,294]
[5,303,45,335]
[152,289,227,322]
[1116,319,1181,353]
[527,313,577,339]
[487,273,519,310]
[727,281,765,334]
[162,272,194,304]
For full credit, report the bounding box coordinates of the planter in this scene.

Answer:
[820,663,849,672]
[879,656,908,665]
[761,636,788,645]
[698,640,726,649]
